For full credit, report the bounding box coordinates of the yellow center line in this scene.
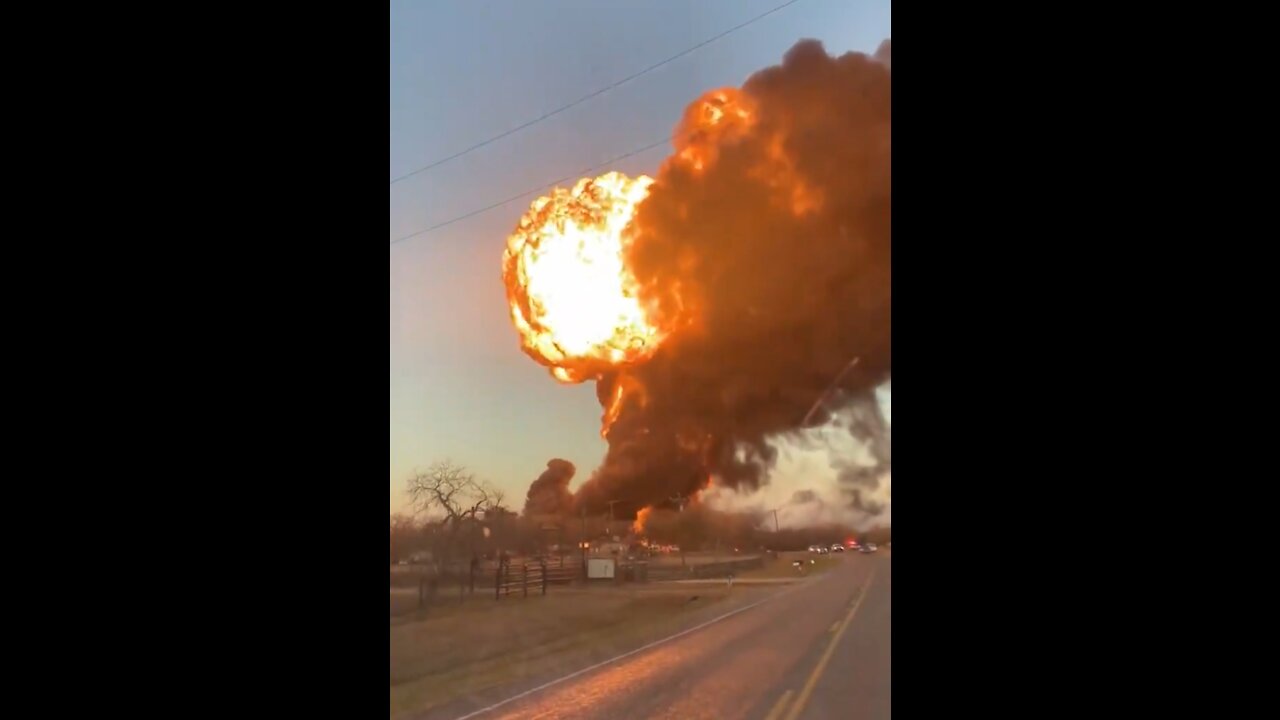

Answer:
[829,622,840,634]
[784,568,877,720]
[763,689,795,720]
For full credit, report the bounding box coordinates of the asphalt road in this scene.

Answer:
[444,552,890,720]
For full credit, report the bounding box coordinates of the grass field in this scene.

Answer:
[389,584,775,718]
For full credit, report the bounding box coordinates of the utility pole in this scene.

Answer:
[772,509,780,534]
[581,505,588,580]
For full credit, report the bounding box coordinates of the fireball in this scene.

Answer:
[503,172,666,384]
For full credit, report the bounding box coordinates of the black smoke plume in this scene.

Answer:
[574,39,891,515]
[523,459,576,517]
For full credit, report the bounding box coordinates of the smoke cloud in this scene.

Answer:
[573,39,892,516]
[523,459,576,517]
[703,391,892,531]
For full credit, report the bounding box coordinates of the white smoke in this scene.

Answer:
[704,388,892,531]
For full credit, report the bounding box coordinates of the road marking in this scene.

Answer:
[784,569,877,720]
[449,579,820,720]
[763,689,795,720]
[829,622,840,634]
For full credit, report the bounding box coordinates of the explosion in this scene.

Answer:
[503,172,668,384]
[504,39,892,519]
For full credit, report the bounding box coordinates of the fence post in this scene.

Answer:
[495,560,503,601]
[541,560,548,596]
[522,563,529,598]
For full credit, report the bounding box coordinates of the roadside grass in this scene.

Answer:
[389,585,771,718]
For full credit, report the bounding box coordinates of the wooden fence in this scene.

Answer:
[495,557,579,600]
[400,556,582,609]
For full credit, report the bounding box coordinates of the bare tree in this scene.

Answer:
[474,488,508,526]
[407,461,499,521]
[487,488,507,516]
[406,460,502,567]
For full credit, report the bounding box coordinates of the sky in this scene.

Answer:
[390,0,892,514]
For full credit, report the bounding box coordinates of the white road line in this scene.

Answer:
[449,579,822,720]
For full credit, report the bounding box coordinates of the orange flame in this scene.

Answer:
[503,172,668,383]
[633,506,653,535]
[673,89,756,174]
[601,373,648,438]
[603,383,624,439]
[687,474,714,506]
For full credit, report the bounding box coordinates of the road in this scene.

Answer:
[436,552,890,720]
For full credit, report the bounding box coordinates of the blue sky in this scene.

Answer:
[390,0,892,513]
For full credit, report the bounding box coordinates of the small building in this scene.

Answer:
[587,557,616,580]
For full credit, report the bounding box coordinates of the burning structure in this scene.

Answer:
[503,39,891,526]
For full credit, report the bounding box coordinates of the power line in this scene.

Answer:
[388,0,804,186]
[389,136,673,248]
